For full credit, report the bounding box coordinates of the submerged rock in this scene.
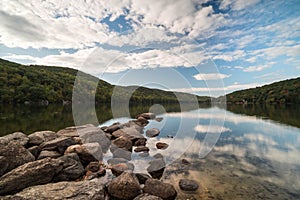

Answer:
[146,128,160,137]
[147,158,165,179]
[107,172,142,200]
[143,178,177,200]
[178,179,199,191]
[156,142,169,150]
[134,146,150,152]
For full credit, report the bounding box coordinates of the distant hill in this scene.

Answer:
[0,58,210,104]
[221,78,300,104]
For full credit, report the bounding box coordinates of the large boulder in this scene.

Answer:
[0,132,29,146]
[28,131,57,146]
[53,153,85,182]
[178,179,199,191]
[146,128,160,137]
[56,124,95,137]
[143,179,177,200]
[147,158,165,179]
[0,141,35,176]
[39,137,76,154]
[0,156,8,176]
[0,158,64,195]
[107,172,142,200]
[3,178,106,200]
[134,193,163,200]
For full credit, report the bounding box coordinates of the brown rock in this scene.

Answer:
[112,136,132,151]
[146,128,160,137]
[56,124,95,137]
[134,146,150,152]
[40,137,76,154]
[178,179,199,191]
[110,162,134,176]
[143,179,177,200]
[156,142,169,150]
[27,146,41,159]
[137,113,156,120]
[134,193,163,200]
[37,150,61,160]
[147,158,165,179]
[28,131,57,146]
[134,138,147,146]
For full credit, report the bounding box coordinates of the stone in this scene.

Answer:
[0,132,29,146]
[139,152,150,157]
[107,172,142,200]
[0,156,8,176]
[107,158,129,165]
[4,178,106,200]
[178,179,199,191]
[112,136,133,151]
[37,150,61,160]
[28,131,57,146]
[84,168,106,180]
[155,117,164,122]
[143,179,177,200]
[137,113,156,120]
[181,159,191,165]
[86,161,100,172]
[135,173,151,184]
[112,148,132,160]
[104,123,122,133]
[112,129,128,138]
[27,146,41,159]
[146,128,160,137]
[0,158,64,195]
[56,124,95,137]
[0,141,35,175]
[134,138,147,146]
[153,153,164,159]
[156,142,169,150]
[65,143,103,166]
[73,137,82,144]
[134,116,149,126]
[53,153,85,182]
[134,193,163,200]
[134,146,150,152]
[110,162,134,176]
[147,158,165,179]
[40,137,76,154]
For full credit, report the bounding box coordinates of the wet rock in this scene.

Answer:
[0,141,35,175]
[65,143,103,166]
[135,116,149,126]
[134,146,150,152]
[53,153,85,182]
[84,167,106,180]
[4,178,106,200]
[156,142,169,150]
[135,173,151,184]
[0,158,63,195]
[27,146,41,159]
[178,179,199,191]
[56,124,95,137]
[112,148,132,160]
[134,138,147,146]
[111,162,134,176]
[37,150,61,160]
[40,137,76,154]
[107,158,129,165]
[0,156,8,176]
[112,136,133,151]
[28,131,57,146]
[104,123,122,133]
[143,178,177,200]
[146,128,160,137]
[107,172,142,200]
[134,193,163,200]
[147,158,165,179]
[138,113,156,120]
[0,132,29,146]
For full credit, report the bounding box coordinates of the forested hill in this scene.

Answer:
[0,58,210,104]
[222,77,300,104]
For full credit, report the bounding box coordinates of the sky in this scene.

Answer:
[0,0,300,97]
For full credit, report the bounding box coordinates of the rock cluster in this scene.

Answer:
[0,112,191,200]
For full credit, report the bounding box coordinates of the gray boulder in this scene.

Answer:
[143,179,177,200]
[28,131,57,146]
[0,132,29,146]
[146,128,160,137]
[37,150,61,160]
[112,136,132,152]
[40,137,76,154]
[56,124,95,137]
[147,158,165,179]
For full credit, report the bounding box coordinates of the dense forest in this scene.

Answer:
[221,77,300,104]
[0,59,210,104]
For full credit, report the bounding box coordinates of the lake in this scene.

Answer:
[1,103,300,199]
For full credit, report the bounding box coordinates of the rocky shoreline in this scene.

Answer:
[0,113,199,200]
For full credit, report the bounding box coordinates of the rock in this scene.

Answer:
[40,137,76,154]
[134,116,149,126]
[0,141,35,175]
[181,159,191,165]
[153,153,164,159]
[86,161,100,172]
[155,117,164,122]
[56,124,95,137]
[134,146,150,152]
[146,128,160,137]
[135,173,151,184]
[84,167,106,180]
[0,158,63,195]
[167,135,173,138]
[134,138,147,146]
[147,158,165,179]
[143,179,177,200]
[107,172,141,200]
[112,136,133,151]
[73,136,82,144]
[0,132,29,146]
[4,178,106,200]
[134,193,163,200]
[137,113,156,120]
[112,129,127,138]
[110,162,134,176]
[65,143,103,166]
[139,152,150,157]
[112,148,132,160]
[107,158,129,165]
[27,146,41,159]
[178,179,199,191]
[37,150,61,160]
[104,123,122,133]
[53,153,85,182]
[156,142,169,150]
[28,131,57,146]
[0,156,8,176]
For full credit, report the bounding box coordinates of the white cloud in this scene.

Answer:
[194,124,232,133]
[243,64,271,72]
[220,0,260,11]
[193,73,231,80]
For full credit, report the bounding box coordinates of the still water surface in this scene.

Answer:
[0,104,299,199]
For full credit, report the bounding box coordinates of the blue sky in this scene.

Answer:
[0,0,299,97]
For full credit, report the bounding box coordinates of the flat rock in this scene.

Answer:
[107,172,141,200]
[146,128,160,137]
[137,113,156,120]
[178,179,199,191]
[27,146,41,159]
[112,136,132,152]
[143,178,177,200]
[134,146,150,152]
[56,124,95,137]
[28,131,57,146]
[104,123,122,133]
[0,141,35,176]
[134,193,163,200]
[107,158,129,165]
[4,178,106,200]
[156,142,169,150]
[110,162,134,176]
[40,137,76,154]
[37,150,61,160]
[0,132,29,146]
[112,148,132,160]
[147,158,165,179]
[0,157,64,195]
